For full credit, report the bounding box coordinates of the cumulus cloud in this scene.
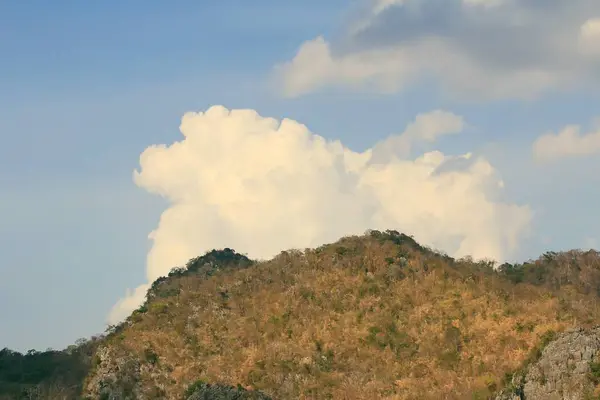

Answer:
[275,0,600,99]
[108,105,531,323]
[532,122,600,162]
[579,18,600,56]
[371,109,465,162]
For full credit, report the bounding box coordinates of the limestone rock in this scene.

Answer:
[495,327,600,400]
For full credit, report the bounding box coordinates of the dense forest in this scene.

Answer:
[0,338,99,399]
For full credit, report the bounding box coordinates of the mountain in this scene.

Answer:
[3,230,600,399]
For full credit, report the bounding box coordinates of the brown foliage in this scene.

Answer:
[86,231,600,399]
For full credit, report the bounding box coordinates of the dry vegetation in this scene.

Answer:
[80,231,600,400]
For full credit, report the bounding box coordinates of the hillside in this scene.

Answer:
[3,230,600,399]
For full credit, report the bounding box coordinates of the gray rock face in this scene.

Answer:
[495,327,600,400]
[84,346,273,400]
[83,345,145,400]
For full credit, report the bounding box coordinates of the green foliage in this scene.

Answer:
[185,379,208,397]
[384,264,406,283]
[514,321,535,333]
[368,230,426,253]
[314,347,335,372]
[299,287,316,301]
[444,325,462,352]
[335,246,349,256]
[144,348,159,365]
[185,248,253,274]
[498,249,600,296]
[136,304,148,314]
[362,323,417,358]
[184,380,272,399]
[590,361,600,384]
[439,349,461,370]
[0,338,99,399]
[358,280,381,297]
[539,330,557,348]
[146,249,254,303]
[149,301,169,314]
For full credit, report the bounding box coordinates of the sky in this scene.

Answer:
[1,0,599,351]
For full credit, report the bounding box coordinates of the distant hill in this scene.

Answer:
[0,338,99,399]
[3,230,600,399]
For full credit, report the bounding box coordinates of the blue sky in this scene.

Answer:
[1,0,599,351]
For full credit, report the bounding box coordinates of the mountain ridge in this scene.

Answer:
[3,230,600,399]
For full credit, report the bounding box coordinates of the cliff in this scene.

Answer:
[495,327,600,400]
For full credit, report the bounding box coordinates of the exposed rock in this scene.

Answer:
[495,327,600,400]
[83,345,143,400]
[494,373,525,400]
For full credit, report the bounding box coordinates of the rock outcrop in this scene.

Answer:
[495,327,600,400]
[83,345,144,400]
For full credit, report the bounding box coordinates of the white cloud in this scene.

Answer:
[373,0,405,15]
[370,0,504,18]
[462,0,505,7]
[108,105,531,323]
[108,284,150,325]
[532,123,600,162]
[579,18,600,56]
[276,0,600,99]
[371,109,465,162]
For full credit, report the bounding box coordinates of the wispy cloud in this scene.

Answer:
[532,121,600,162]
